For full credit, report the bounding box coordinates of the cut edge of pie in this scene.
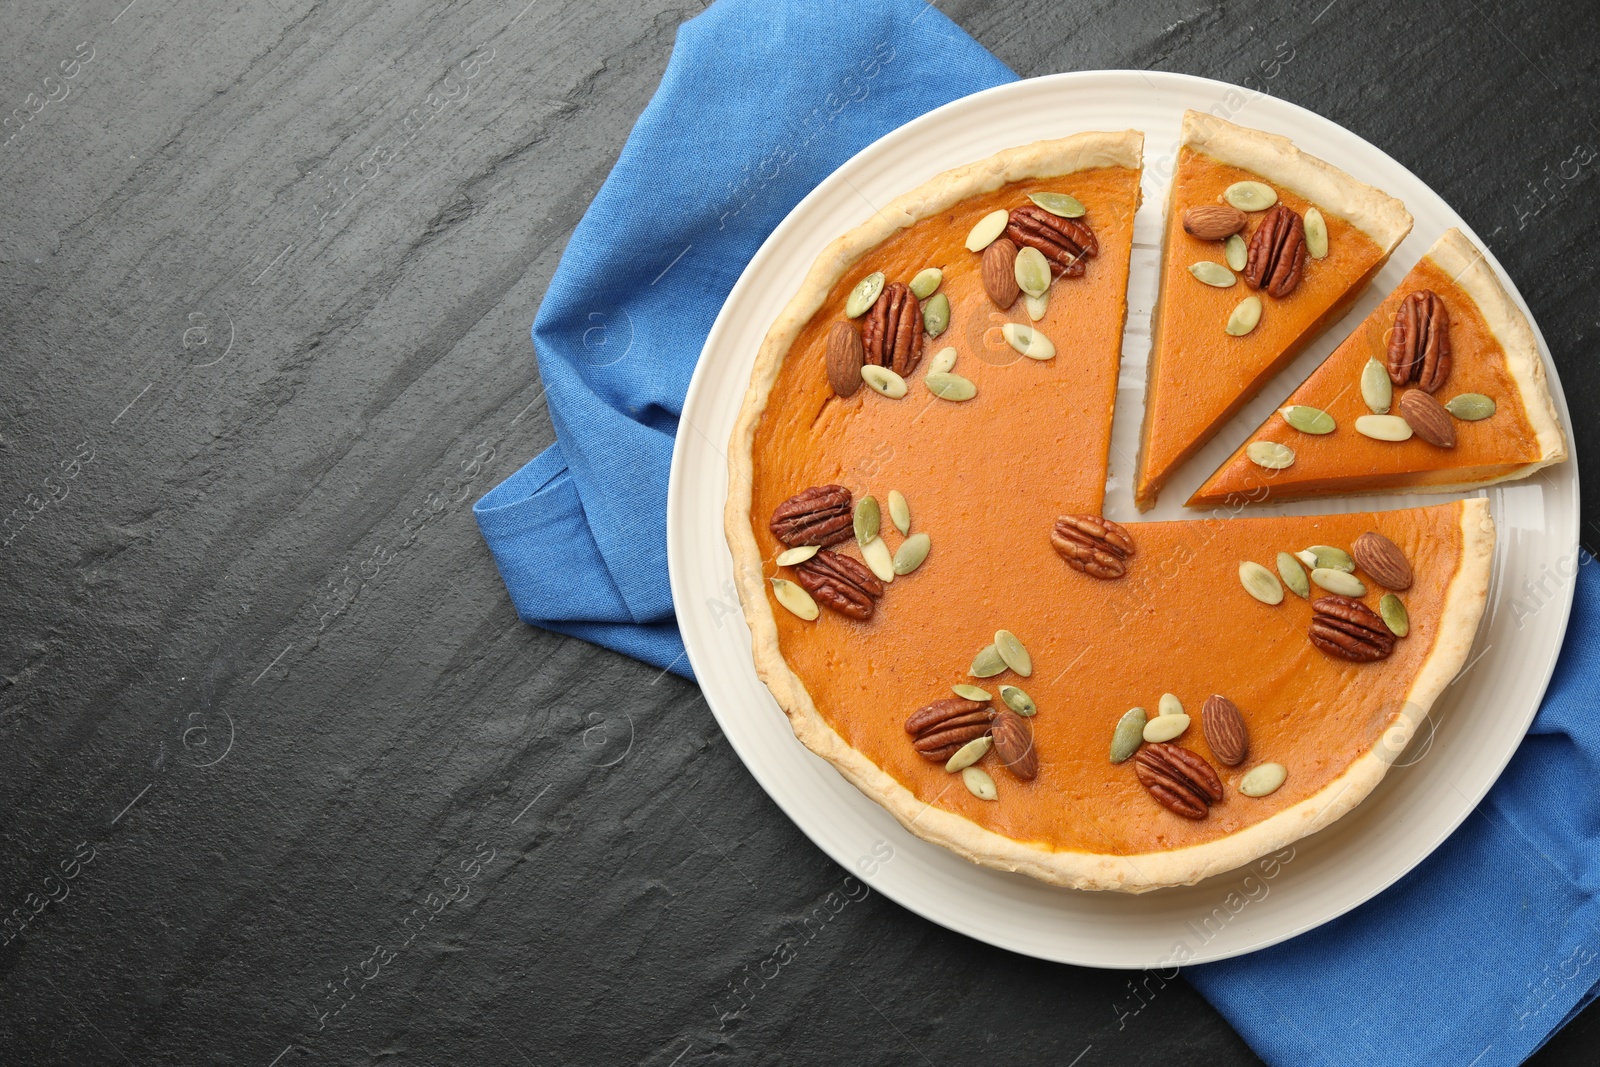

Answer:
[1134,111,1415,511]
[1188,228,1568,507]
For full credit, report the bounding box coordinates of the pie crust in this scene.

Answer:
[724,132,1497,892]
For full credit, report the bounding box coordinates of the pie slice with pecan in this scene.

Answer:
[724,130,1496,892]
[1134,111,1414,510]
[1189,228,1567,507]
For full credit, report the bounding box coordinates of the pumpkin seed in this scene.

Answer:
[845,272,885,318]
[1001,322,1056,360]
[860,364,907,398]
[1277,551,1311,598]
[1304,207,1329,259]
[854,495,880,544]
[962,766,998,800]
[1247,440,1295,469]
[952,684,991,701]
[965,209,1010,252]
[1014,246,1051,297]
[892,532,931,574]
[770,578,818,620]
[945,735,992,773]
[1311,567,1365,597]
[861,537,895,582]
[909,267,943,299]
[1282,405,1336,434]
[887,489,911,534]
[1226,295,1264,336]
[1189,261,1237,287]
[1000,685,1036,717]
[1224,233,1248,271]
[776,545,819,567]
[922,292,951,337]
[1110,708,1147,763]
[970,643,1007,678]
[1027,191,1086,218]
[1143,712,1191,743]
[1361,357,1393,414]
[1240,762,1287,797]
[994,629,1032,677]
[1446,393,1496,421]
[1297,545,1355,573]
[1379,593,1410,637]
[1356,414,1413,442]
[929,346,958,375]
[925,371,976,402]
[1224,181,1278,211]
[1159,693,1184,717]
[1240,561,1284,605]
[1025,292,1049,321]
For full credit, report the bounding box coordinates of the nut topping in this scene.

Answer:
[1201,695,1249,766]
[1243,204,1308,298]
[825,322,864,398]
[990,709,1038,780]
[1051,514,1135,579]
[792,549,885,621]
[1386,289,1451,391]
[1183,204,1247,240]
[906,697,995,761]
[981,237,1021,308]
[861,281,924,376]
[770,485,854,547]
[1351,531,1413,591]
[1309,594,1396,662]
[1005,205,1097,278]
[1134,743,1224,820]
[1398,388,1456,448]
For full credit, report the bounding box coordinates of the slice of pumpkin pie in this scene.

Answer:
[1134,111,1413,510]
[1189,228,1566,506]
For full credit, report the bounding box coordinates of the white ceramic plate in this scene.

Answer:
[666,71,1578,967]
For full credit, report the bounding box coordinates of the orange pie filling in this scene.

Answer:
[1136,149,1392,510]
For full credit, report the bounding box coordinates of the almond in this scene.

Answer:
[825,321,863,397]
[981,237,1021,308]
[990,709,1037,780]
[1183,204,1247,240]
[1399,388,1455,448]
[1352,531,1413,591]
[1201,695,1248,766]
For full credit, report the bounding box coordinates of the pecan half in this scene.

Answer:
[1134,743,1225,820]
[1050,514,1136,579]
[906,697,995,761]
[861,281,923,376]
[1243,204,1308,298]
[990,709,1038,780]
[793,549,884,620]
[1309,595,1396,662]
[1386,289,1451,391]
[770,485,853,547]
[1005,206,1097,278]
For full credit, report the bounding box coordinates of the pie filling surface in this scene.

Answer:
[725,125,1529,891]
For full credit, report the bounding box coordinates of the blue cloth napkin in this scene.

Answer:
[475,1,1600,1062]
[472,0,1014,678]
[1190,557,1600,1067]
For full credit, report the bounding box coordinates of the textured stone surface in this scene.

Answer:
[2,1,1596,1064]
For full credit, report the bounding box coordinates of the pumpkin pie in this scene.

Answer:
[724,131,1495,891]
[1189,228,1567,507]
[1135,111,1414,510]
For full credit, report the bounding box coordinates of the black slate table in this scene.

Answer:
[4,1,1597,1064]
